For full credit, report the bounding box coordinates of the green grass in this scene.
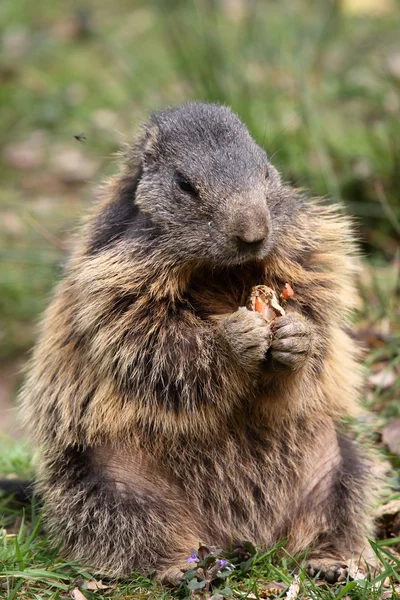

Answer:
[1,492,400,600]
[0,0,399,598]
[1,495,400,599]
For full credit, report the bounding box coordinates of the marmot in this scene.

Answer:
[20,102,377,584]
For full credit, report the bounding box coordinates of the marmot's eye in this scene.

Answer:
[176,173,197,196]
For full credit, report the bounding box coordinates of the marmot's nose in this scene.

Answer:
[235,221,270,249]
[236,231,267,246]
[229,197,271,250]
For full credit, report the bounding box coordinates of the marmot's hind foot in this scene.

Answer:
[306,554,378,584]
[157,560,198,587]
[306,559,348,583]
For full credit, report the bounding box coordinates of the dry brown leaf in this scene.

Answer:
[70,589,88,600]
[257,581,287,598]
[244,582,287,599]
[285,574,300,600]
[264,581,287,593]
[382,419,400,456]
[86,579,116,591]
[347,563,367,581]
[380,585,400,599]
[375,500,400,520]
[374,499,400,546]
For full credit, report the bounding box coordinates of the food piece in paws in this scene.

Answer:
[281,283,294,301]
[248,285,285,324]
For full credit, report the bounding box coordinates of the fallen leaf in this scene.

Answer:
[258,581,287,597]
[375,500,400,520]
[381,585,400,599]
[285,574,300,600]
[374,500,400,545]
[70,589,88,600]
[347,563,366,581]
[382,419,400,456]
[239,581,287,599]
[86,579,116,591]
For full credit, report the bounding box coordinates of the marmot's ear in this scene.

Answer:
[267,163,281,185]
[140,123,160,167]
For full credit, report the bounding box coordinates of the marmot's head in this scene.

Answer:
[89,102,288,267]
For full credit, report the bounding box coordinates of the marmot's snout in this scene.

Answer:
[229,194,271,257]
[235,221,269,246]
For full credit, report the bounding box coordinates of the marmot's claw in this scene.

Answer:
[270,313,312,370]
[306,560,347,583]
[224,308,272,368]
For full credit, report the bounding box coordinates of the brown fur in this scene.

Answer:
[19,102,379,581]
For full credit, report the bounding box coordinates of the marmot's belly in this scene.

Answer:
[176,426,342,547]
[89,426,341,548]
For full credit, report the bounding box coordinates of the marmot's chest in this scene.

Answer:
[186,263,267,316]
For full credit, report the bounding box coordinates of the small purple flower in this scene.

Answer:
[187,552,199,564]
[216,559,235,572]
[216,559,228,568]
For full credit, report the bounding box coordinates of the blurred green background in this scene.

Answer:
[0,0,399,430]
[0,3,400,597]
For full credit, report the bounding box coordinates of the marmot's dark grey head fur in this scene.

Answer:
[89,102,286,267]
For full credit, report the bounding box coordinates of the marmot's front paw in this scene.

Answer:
[269,313,312,371]
[223,308,272,370]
